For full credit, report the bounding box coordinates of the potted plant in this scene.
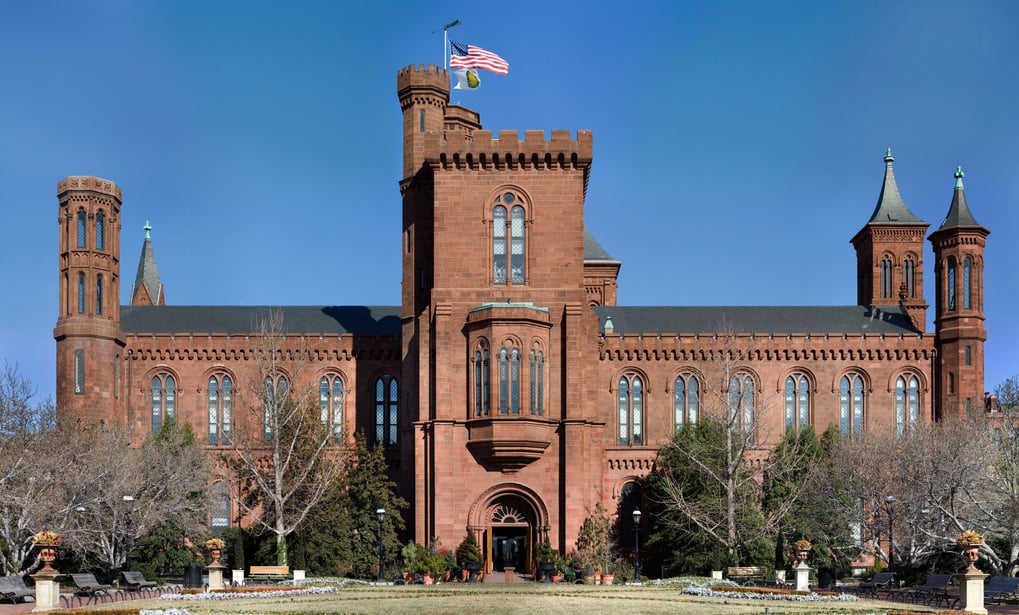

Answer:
[582,563,596,585]
[456,534,482,582]
[402,542,425,583]
[535,538,557,582]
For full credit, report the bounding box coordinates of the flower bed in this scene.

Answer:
[163,585,337,602]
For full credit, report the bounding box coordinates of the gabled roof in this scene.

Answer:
[121,305,402,336]
[594,305,921,336]
[866,149,926,225]
[937,166,982,229]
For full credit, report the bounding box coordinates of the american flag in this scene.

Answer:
[449,41,509,75]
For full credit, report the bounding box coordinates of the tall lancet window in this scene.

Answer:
[947,256,957,311]
[76,210,87,248]
[903,256,916,297]
[880,256,893,298]
[963,257,972,309]
[95,211,105,250]
[491,191,527,285]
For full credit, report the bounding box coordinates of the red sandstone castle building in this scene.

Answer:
[54,64,989,573]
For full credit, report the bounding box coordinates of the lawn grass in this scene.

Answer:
[76,582,935,615]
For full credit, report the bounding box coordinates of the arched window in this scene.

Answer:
[965,345,972,366]
[473,344,490,416]
[963,257,972,309]
[151,374,176,433]
[840,373,865,437]
[74,349,85,395]
[784,373,810,432]
[674,373,699,429]
[210,482,231,534]
[498,345,521,415]
[319,375,344,440]
[208,374,233,446]
[947,256,957,310]
[491,191,526,285]
[95,211,105,250]
[894,375,920,435]
[76,210,86,248]
[77,272,85,314]
[374,374,399,447]
[903,256,915,297]
[529,348,544,416]
[619,482,642,549]
[728,374,755,444]
[96,274,103,316]
[880,256,893,298]
[617,374,643,446]
[263,376,288,442]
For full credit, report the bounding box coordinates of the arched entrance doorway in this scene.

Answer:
[468,484,549,575]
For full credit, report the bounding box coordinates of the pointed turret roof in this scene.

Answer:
[131,221,164,306]
[938,166,982,229]
[866,148,925,224]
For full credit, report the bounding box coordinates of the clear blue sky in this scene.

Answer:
[2,1,1017,404]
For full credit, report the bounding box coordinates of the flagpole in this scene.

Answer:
[437,19,461,70]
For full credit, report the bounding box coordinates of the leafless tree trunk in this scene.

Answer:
[223,308,346,566]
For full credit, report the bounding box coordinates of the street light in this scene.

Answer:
[632,509,642,583]
[376,508,386,584]
[884,496,896,573]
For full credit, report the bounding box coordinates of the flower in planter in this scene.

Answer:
[793,539,812,551]
[32,530,61,546]
[204,538,226,550]
[957,531,984,547]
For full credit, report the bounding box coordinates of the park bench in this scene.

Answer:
[726,566,767,585]
[0,575,34,603]
[888,573,955,607]
[121,570,158,591]
[985,575,1019,604]
[853,571,895,598]
[69,572,112,598]
[249,565,290,583]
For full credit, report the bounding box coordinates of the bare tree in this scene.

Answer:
[648,329,819,564]
[223,308,346,566]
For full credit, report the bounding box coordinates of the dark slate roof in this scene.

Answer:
[593,305,921,336]
[584,227,617,261]
[867,150,926,225]
[938,167,982,229]
[133,235,162,304]
[121,306,402,336]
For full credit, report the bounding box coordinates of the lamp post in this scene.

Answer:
[376,508,386,584]
[632,509,642,583]
[884,495,896,573]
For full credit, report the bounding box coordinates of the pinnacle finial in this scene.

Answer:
[884,148,894,165]
[143,220,152,240]
[955,166,965,189]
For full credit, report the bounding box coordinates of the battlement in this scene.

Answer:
[57,176,122,202]
[435,129,593,170]
[397,64,450,100]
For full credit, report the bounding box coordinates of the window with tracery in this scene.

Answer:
[319,375,344,440]
[208,374,233,446]
[76,210,86,248]
[151,374,176,433]
[729,374,755,444]
[617,374,643,446]
[785,373,810,432]
[498,345,521,415]
[894,374,920,436]
[674,373,699,429]
[491,191,526,285]
[529,347,544,415]
[210,482,231,534]
[839,373,865,438]
[95,211,105,250]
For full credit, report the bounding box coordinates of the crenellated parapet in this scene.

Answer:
[397,64,450,110]
[434,129,593,172]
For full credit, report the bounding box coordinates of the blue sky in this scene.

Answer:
[2,1,1017,403]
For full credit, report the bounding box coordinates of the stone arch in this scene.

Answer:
[466,483,550,574]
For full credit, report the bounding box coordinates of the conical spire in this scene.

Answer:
[867,148,925,224]
[938,166,982,229]
[131,221,165,306]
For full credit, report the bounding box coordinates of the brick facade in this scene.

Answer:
[53,63,989,575]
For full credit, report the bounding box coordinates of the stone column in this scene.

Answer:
[795,561,810,592]
[31,571,61,612]
[955,571,988,615]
